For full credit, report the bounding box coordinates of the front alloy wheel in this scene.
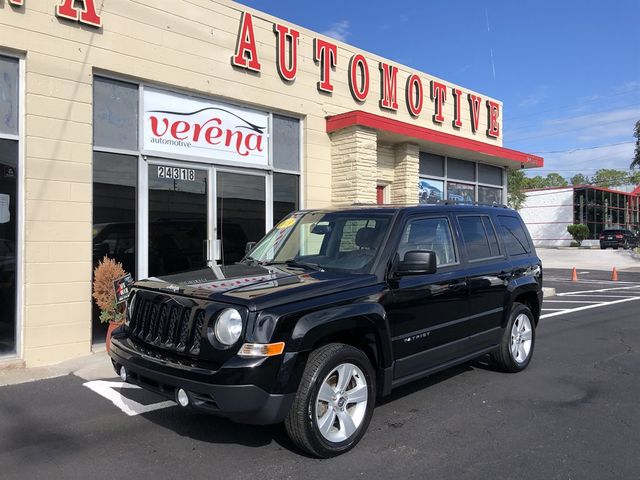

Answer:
[315,363,368,442]
[285,343,375,458]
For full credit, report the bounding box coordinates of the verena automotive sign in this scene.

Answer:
[142,88,269,166]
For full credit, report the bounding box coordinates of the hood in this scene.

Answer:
[134,263,377,310]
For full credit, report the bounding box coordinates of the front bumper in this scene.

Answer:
[109,335,295,425]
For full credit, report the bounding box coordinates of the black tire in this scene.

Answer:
[623,241,630,250]
[491,302,536,373]
[285,343,376,458]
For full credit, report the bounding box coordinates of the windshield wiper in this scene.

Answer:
[265,259,324,272]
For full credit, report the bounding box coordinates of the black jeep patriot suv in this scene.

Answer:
[110,205,542,457]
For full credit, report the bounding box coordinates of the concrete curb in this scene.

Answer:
[542,287,556,298]
[0,351,114,387]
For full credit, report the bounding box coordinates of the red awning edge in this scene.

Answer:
[326,110,544,168]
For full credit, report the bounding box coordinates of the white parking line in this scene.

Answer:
[544,300,602,304]
[556,285,640,295]
[541,282,640,319]
[545,277,640,285]
[541,296,640,319]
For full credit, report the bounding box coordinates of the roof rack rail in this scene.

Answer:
[436,200,509,208]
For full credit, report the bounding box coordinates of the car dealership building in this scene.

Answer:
[0,0,542,367]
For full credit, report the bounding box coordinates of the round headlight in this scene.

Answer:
[214,308,243,346]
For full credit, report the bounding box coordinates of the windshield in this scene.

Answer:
[246,211,392,273]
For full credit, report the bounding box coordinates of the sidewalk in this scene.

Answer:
[537,247,640,271]
[0,350,114,387]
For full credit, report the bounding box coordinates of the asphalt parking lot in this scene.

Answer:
[1,268,639,480]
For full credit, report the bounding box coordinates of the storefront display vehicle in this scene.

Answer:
[109,204,543,457]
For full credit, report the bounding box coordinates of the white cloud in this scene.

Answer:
[533,142,635,178]
[509,106,640,143]
[517,85,550,108]
[322,20,350,42]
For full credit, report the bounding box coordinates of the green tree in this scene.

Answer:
[544,172,569,187]
[632,120,640,169]
[523,175,547,189]
[570,173,589,185]
[506,169,528,210]
[591,169,628,188]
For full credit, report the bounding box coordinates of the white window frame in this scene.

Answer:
[0,52,24,360]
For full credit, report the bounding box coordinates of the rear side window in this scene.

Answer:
[458,215,501,261]
[397,217,457,266]
[497,215,531,256]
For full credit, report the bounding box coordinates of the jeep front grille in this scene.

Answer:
[127,291,205,356]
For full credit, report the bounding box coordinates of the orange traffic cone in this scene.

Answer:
[611,267,618,281]
[571,267,578,281]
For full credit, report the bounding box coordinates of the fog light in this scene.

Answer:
[176,388,190,407]
[119,366,127,382]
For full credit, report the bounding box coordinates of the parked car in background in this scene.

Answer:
[599,228,639,250]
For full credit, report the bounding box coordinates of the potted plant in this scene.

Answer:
[92,255,127,352]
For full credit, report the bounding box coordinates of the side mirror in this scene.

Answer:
[395,250,437,276]
[245,242,256,255]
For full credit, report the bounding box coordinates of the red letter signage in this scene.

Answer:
[55,0,102,27]
[452,88,463,129]
[468,94,482,133]
[231,12,262,72]
[406,74,424,117]
[349,54,370,102]
[314,39,338,93]
[379,62,399,111]
[486,100,500,138]
[274,24,300,82]
[430,81,447,124]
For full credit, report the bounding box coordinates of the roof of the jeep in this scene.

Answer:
[296,203,517,215]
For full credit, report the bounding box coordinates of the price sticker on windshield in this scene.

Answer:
[277,217,296,229]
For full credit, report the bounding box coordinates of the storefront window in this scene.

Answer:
[93,77,138,151]
[92,77,139,343]
[419,153,444,177]
[478,164,503,185]
[274,173,299,224]
[217,172,266,264]
[447,158,476,182]
[478,186,502,205]
[273,114,300,171]
[419,178,444,204]
[0,139,17,355]
[447,181,475,204]
[0,54,19,355]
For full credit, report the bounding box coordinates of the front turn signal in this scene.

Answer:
[238,342,285,357]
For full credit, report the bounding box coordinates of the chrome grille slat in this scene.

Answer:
[126,291,204,357]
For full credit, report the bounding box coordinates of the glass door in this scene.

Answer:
[143,162,269,277]
[216,170,267,265]
[147,161,211,277]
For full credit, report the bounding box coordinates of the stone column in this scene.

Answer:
[391,143,419,204]
[330,126,378,206]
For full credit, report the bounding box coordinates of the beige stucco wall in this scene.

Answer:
[0,0,504,366]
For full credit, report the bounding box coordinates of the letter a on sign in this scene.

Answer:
[56,0,102,27]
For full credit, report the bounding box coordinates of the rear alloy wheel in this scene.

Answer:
[491,302,536,372]
[285,343,375,458]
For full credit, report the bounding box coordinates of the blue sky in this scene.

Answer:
[240,0,640,179]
